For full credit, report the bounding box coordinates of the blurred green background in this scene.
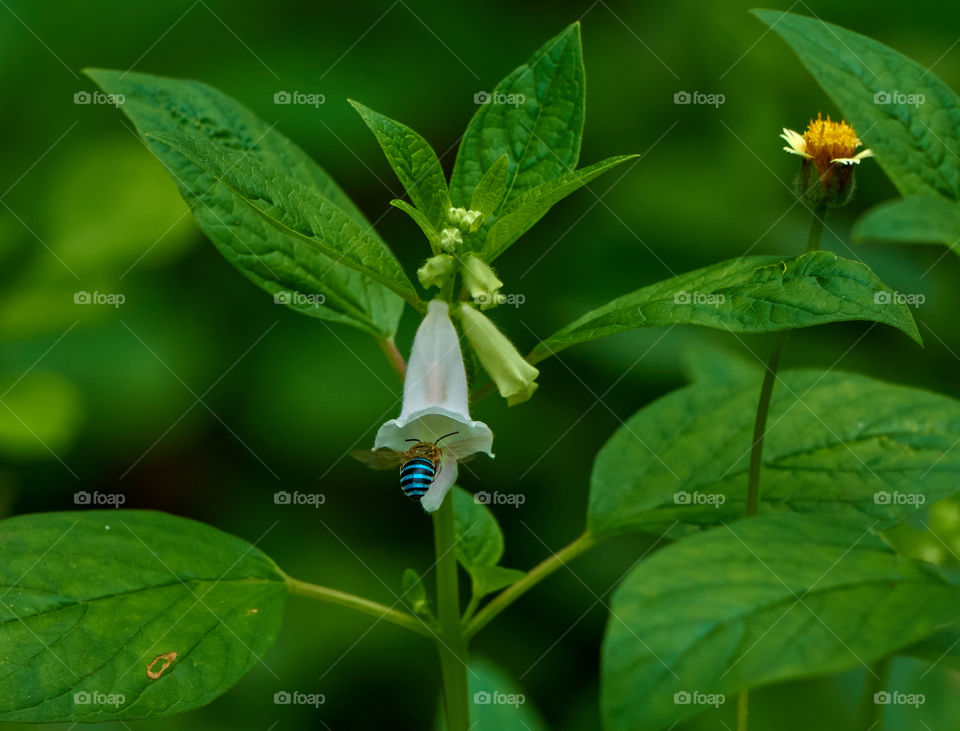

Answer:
[2,0,960,728]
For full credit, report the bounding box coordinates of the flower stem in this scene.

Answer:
[739,199,829,730]
[377,337,407,381]
[434,496,470,731]
[465,531,597,639]
[285,575,432,637]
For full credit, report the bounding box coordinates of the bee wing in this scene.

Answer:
[351,448,406,470]
[444,437,492,461]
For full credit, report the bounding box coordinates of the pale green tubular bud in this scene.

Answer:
[462,254,504,310]
[440,227,463,253]
[417,254,455,290]
[460,209,483,233]
[457,303,539,406]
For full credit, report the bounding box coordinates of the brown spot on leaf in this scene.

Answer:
[146,651,178,680]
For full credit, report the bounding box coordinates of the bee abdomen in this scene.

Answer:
[400,457,436,500]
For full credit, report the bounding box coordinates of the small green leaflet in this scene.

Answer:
[588,369,960,537]
[350,100,451,230]
[0,511,287,722]
[481,155,637,262]
[450,23,585,220]
[452,488,525,599]
[602,513,960,730]
[529,251,922,364]
[754,10,960,200]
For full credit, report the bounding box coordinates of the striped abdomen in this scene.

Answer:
[400,457,436,500]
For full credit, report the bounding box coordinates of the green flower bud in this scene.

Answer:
[447,206,484,233]
[440,227,463,253]
[417,254,455,290]
[462,254,503,310]
[457,303,539,406]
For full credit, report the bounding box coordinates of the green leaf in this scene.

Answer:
[350,100,451,229]
[401,568,432,619]
[754,10,960,200]
[0,510,286,722]
[470,154,509,218]
[391,199,440,248]
[146,130,419,306]
[854,194,960,254]
[589,369,960,538]
[529,251,922,364]
[450,23,585,216]
[452,488,524,598]
[481,154,637,262]
[85,68,404,338]
[602,513,960,730]
[437,656,548,731]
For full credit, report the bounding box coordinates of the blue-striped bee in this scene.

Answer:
[352,432,479,501]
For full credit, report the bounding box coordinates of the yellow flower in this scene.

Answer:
[780,113,873,181]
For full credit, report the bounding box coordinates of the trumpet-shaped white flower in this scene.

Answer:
[374,300,493,512]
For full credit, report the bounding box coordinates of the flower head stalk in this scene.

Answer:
[781,112,873,206]
[373,300,493,512]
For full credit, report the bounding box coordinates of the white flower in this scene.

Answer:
[374,300,493,511]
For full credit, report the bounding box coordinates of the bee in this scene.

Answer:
[352,431,482,501]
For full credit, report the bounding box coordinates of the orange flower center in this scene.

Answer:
[802,112,862,174]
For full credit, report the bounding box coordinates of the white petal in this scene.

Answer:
[783,146,813,159]
[830,156,861,165]
[420,456,458,512]
[779,128,806,154]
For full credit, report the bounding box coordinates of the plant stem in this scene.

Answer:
[434,496,470,731]
[466,531,597,639]
[745,332,788,517]
[377,337,407,381]
[857,656,892,731]
[737,689,749,731]
[739,199,829,729]
[285,576,432,637]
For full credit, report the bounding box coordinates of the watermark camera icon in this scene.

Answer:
[473,691,491,704]
[674,91,691,104]
[474,491,491,505]
[74,491,92,505]
[474,91,491,105]
[274,91,292,104]
[274,691,291,704]
[674,491,692,505]
[274,491,292,505]
[874,91,891,104]
[74,91,92,104]
[673,290,692,304]
[674,691,692,704]
[73,691,92,705]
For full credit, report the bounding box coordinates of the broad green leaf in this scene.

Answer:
[470,154,509,218]
[482,154,637,261]
[350,100,451,229]
[602,513,960,730]
[450,24,585,217]
[437,656,549,731]
[854,194,960,254]
[529,251,922,364]
[146,131,419,305]
[452,488,524,598]
[391,198,440,248]
[0,510,286,722]
[754,10,960,200]
[589,369,960,538]
[401,568,432,619]
[86,68,404,338]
